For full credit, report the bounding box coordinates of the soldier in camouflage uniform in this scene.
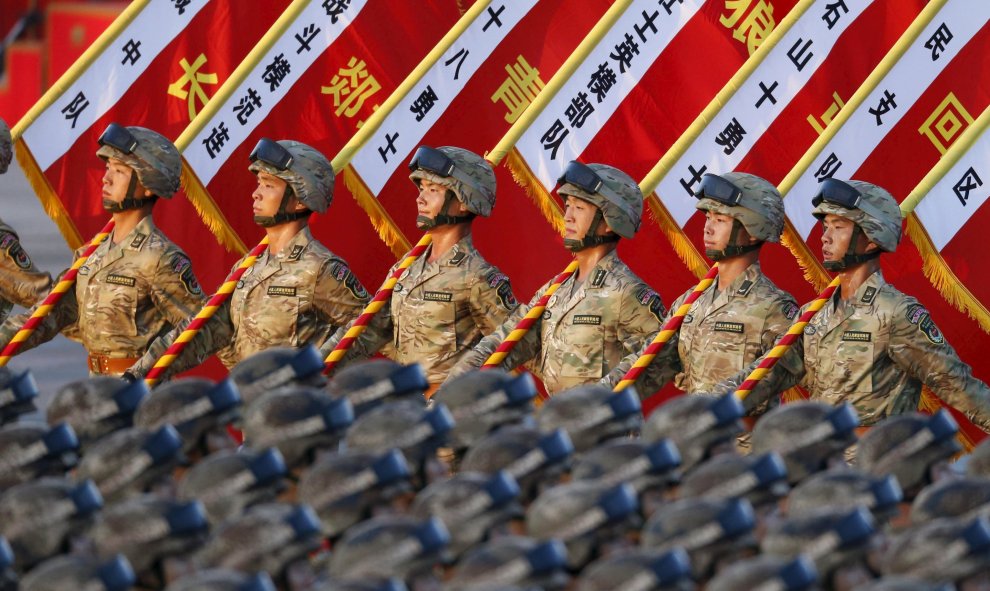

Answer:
[602,172,798,407]
[127,139,369,379]
[0,117,52,325]
[717,179,990,431]
[319,145,517,394]
[448,161,664,394]
[0,123,205,376]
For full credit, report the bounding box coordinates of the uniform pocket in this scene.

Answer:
[558,316,606,379]
[94,278,138,337]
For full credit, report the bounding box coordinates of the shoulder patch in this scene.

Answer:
[591,268,607,288]
[736,280,754,296]
[905,303,928,325]
[861,286,878,304]
[918,314,944,345]
[330,261,369,300]
[170,254,203,296]
[288,244,304,261]
[0,232,32,270]
[783,302,799,320]
[485,268,516,309]
[636,286,664,322]
[447,251,467,266]
[129,233,147,249]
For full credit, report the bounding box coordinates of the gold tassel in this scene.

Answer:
[905,213,990,334]
[781,220,831,292]
[644,193,709,279]
[179,161,247,254]
[14,139,84,250]
[505,148,565,235]
[341,165,411,257]
[781,386,808,404]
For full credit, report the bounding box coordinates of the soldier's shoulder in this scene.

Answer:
[0,219,17,236]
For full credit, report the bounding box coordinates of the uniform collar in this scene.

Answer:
[716,262,762,300]
[847,269,886,307]
[115,216,157,252]
[270,226,314,261]
[427,233,474,267]
[576,249,622,290]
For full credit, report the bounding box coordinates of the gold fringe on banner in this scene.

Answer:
[781,386,808,404]
[341,164,412,257]
[781,220,831,292]
[179,161,247,254]
[905,213,990,334]
[644,193,708,280]
[14,139,83,250]
[505,147,565,235]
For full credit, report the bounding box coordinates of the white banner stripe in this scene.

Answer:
[657,0,872,226]
[515,0,705,191]
[22,0,210,170]
[350,0,540,194]
[183,0,370,185]
[785,0,990,240]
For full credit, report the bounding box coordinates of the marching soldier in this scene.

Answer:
[0,117,52,325]
[126,139,369,380]
[319,145,518,396]
[448,161,664,395]
[0,123,205,376]
[717,179,990,431]
[602,172,798,410]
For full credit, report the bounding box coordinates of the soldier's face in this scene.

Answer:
[253,172,290,216]
[416,179,465,226]
[821,214,859,262]
[563,196,601,239]
[704,211,736,251]
[102,157,146,202]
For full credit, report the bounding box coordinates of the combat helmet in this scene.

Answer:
[695,172,785,260]
[408,145,497,227]
[557,161,643,251]
[811,178,902,270]
[96,123,181,209]
[249,138,335,225]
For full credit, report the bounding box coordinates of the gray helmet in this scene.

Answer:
[164,569,276,591]
[96,123,181,198]
[557,161,643,241]
[812,178,902,256]
[177,448,287,525]
[74,425,183,503]
[967,437,990,478]
[411,471,522,557]
[910,476,990,524]
[881,516,990,582]
[642,394,745,473]
[761,506,876,582]
[536,385,642,453]
[193,503,321,577]
[20,554,134,591]
[297,448,412,539]
[345,400,454,482]
[47,376,147,450]
[707,554,819,591]
[460,425,573,504]
[0,477,102,571]
[856,410,960,496]
[751,401,860,484]
[328,515,450,582]
[0,368,38,426]
[229,345,326,407]
[574,548,693,591]
[432,369,536,451]
[241,386,353,470]
[642,497,757,579]
[695,172,785,258]
[0,422,79,489]
[0,118,11,175]
[856,577,956,591]
[87,494,208,577]
[444,536,569,591]
[409,146,496,217]
[326,359,428,419]
[571,438,681,494]
[788,467,902,520]
[679,452,789,509]
[526,481,640,570]
[248,139,334,213]
[135,378,241,456]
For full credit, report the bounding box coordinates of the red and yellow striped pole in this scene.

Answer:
[144,237,271,387]
[612,265,719,392]
[323,234,433,375]
[480,260,580,371]
[734,276,841,400]
[0,220,115,367]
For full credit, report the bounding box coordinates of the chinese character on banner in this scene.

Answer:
[410,85,438,122]
[321,57,382,124]
[121,39,142,66]
[490,55,545,124]
[925,23,953,61]
[587,62,617,103]
[565,92,594,129]
[323,0,352,24]
[814,152,842,182]
[679,164,708,196]
[953,167,982,207]
[540,119,569,160]
[919,92,974,155]
[295,23,321,54]
[868,89,897,126]
[378,132,399,163]
[715,117,747,155]
[262,53,292,91]
[720,0,776,55]
[806,91,845,135]
[821,1,848,30]
[167,54,219,120]
[444,48,469,80]
[60,91,90,129]
[203,122,231,159]
[172,0,191,15]
[233,88,262,125]
[610,33,640,74]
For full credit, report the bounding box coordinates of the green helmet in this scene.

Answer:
[96,123,181,198]
[408,145,496,224]
[248,139,334,216]
[0,118,11,175]
[557,161,643,250]
[811,179,902,270]
[695,172,784,259]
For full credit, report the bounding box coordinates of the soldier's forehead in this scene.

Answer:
[106,156,132,168]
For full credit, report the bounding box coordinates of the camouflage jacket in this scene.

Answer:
[0,216,205,365]
[0,218,52,325]
[720,271,990,430]
[449,250,665,395]
[603,262,797,402]
[130,226,370,378]
[320,234,517,384]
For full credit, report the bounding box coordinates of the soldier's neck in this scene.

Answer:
[110,207,153,244]
[574,243,616,281]
[714,250,760,292]
[426,223,470,263]
[265,220,307,255]
[838,259,881,300]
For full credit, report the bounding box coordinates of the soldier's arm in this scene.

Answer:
[602,292,684,394]
[469,268,518,334]
[890,302,990,432]
[0,231,53,308]
[0,267,78,352]
[151,253,207,327]
[716,333,806,413]
[127,303,235,379]
[313,260,371,334]
[318,295,395,372]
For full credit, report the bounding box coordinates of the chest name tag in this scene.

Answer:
[841,331,872,342]
[714,321,744,333]
[105,274,136,287]
[573,315,602,326]
[267,286,297,297]
[423,291,453,302]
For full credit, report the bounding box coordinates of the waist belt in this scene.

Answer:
[87,354,139,376]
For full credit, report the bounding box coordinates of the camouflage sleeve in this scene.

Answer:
[762,296,800,354]
[602,290,685,394]
[316,260,371,328]
[127,302,235,379]
[151,253,207,326]
[890,301,990,432]
[318,294,395,373]
[0,230,53,308]
[0,267,78,352]
[717,331,807,413]
[470,268,518,334]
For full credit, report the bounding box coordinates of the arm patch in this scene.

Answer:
[331,261,369,300]
[636,287,665,322]
[486,269,516,310]
[170,254,203,296]
[0,232,32,270]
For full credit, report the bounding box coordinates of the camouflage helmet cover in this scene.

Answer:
[409,146,496,216]
[0,118,11,174]
[811,179,902,252]
[696,172,785,242]
[249,140,335,213]
[96,126,181,198]
[558,163,643,239]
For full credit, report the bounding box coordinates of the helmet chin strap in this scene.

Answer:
[564,210,620,252]
[705,220,763,261]
[254,186,312,227]
[416,191,474,230]
[822,224,881,271]
[102,172,156,212]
